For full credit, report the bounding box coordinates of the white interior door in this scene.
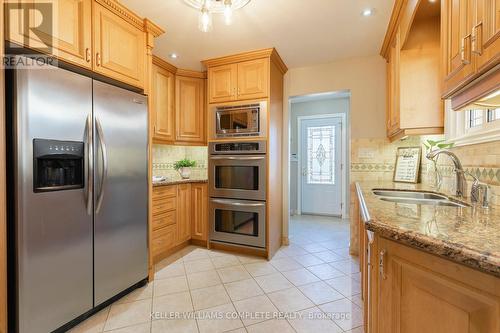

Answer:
[300,117,342,216]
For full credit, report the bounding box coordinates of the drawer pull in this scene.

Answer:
[460,34,472,65]
[85,48,91,63]
[96,53,101,66]
[379,249,387,280]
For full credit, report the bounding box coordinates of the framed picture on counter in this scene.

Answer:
[393,147,421,183]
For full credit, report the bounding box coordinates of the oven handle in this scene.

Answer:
[210,156,265,160]
[211,199,266,207]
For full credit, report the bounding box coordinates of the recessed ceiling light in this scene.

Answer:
[428,0,437,3]
[362,8,374,16]
[169,53,178,59]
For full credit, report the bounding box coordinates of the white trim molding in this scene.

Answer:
[445,100,500,146]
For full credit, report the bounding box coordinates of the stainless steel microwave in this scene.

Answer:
[214,101,267,138]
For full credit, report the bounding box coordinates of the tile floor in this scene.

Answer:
[70,214,363,333]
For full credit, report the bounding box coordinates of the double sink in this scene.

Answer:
[373,190,469,208]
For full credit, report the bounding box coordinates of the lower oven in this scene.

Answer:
[209,198,266,248]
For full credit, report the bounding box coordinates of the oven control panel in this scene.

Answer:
[210,140,267,154]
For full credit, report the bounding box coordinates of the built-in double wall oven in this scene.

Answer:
[209,141,267,248]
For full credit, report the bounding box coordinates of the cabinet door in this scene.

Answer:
[237,59,269,100]
[5,0,92,69]
[152,64,175,142]
[387,31,401,137]
[191,183,208,241]
[208,64,237,103]
[93,2,145,89]
[152,224,177,262]
[176,76,205,143]
[377,238,500,333]
[176,184,191,244]
[442,0,476,96]
[473,0,500,72]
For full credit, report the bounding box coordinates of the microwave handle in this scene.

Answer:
[211,199,266,207]
[210,156,265,160]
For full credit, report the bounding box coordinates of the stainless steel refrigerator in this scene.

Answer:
[9,58,149,333]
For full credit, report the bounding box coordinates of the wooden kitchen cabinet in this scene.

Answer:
[176,76,206,144]
[5,0,92,69]
[382,1,444,141]
[92,1,145,89]
[370,236,500,333]
[206,58,269,103]
[191,183,208,241]
[441,0,500,98]
[176,184,192,244]
[208,64,237,103]
[236,59,269,100]
[152,63,175,143]
[473,0,500,74]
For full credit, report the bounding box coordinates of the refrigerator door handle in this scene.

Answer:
[95,116,108,213]
[84,113,93,215]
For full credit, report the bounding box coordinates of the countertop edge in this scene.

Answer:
[153,179,208,186]
[354,182,500,278]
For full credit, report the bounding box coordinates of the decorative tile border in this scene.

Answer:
[437,165,500,185]
[351,163,394,172]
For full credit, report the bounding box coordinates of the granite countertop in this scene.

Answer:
[153,178,208,186]
[355,181,500,277]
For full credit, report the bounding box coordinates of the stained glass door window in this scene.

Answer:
[306,125,335,184]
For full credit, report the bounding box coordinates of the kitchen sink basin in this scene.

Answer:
[373,190,469,208]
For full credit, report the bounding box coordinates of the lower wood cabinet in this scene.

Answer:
[151,182,207,263]
[363,234,500,333]
[191,183,208,241]
[176,183,191,243]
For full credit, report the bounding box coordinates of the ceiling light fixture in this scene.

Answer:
[169,53,178,59]
[362,8,374,16]
[184,0,251,32]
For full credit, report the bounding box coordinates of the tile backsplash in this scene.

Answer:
[152,144,208,181]
[351,136,500,207]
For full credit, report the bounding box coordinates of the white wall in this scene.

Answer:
[282,55,387,240]
[289,97,350,213]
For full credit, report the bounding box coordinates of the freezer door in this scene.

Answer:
[12,63,93,333]
[93,80,148,305]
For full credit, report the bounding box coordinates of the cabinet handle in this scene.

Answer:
[96,53,101,67]
[460,34,472,65]
[85,48,91,63]
[237,87,241,96]
[472,22,483,55]
[379,249,387,280]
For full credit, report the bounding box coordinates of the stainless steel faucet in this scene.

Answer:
[426,149,467,198]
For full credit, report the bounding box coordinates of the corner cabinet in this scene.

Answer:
[152,63,175,142]
[373,237,500,333]
[207,58,269,103]
[176,76,206,144]
[5,0,92,69]
[441,0,500,98]
[92,2,145,89]
[176,184,192,244]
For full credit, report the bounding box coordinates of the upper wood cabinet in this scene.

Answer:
[191,183,208,241]
[176,76,206,144]
[176,184,191,244]
[382,1,444,141]
[237,59,269,100]
[152,63,175,142]
[92,2,145,88]
[206,58,270,103]
[442,0,500,98]
[5,0,92,69]
[208,64,237,103]
[375,237,500,333]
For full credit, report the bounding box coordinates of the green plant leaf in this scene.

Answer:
[173,158,197,170]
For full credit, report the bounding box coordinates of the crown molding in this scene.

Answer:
[153,55,206,78]
[152,55,177,73]
[202,47,288,74]
[144,19,165,37]
[380,0,405,60]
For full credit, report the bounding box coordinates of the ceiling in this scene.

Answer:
[120,0,395,71]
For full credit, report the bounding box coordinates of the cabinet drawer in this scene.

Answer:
[153,185,177,199]
[152,224,176,258]
[152,197,176,215]
[152,211,176,230]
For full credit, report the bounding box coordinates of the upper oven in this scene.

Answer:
[209,141,267,201]
[212,101,267,138]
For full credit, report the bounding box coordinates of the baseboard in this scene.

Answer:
[209,241,267,258]
[190,238,208,247]
[281,236,290,246]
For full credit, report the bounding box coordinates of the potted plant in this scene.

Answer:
[174,158,196,179]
